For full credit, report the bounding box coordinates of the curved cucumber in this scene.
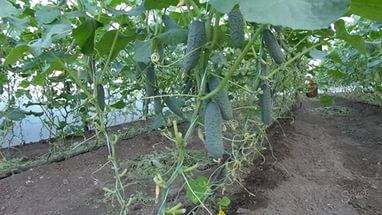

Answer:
[164,97,186,120]
[262,29,284,65]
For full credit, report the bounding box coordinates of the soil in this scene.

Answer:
[0,97,381,215]
[229,97,382,215]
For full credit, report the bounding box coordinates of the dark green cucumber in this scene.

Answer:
[145,64,157,97]
[183,20,206,72]
[259,57,272,125]
[164,97,186,120]
[138,62,162,115]
[96,84,106,111]
[207,76,233,120]
[204,101,224,158]
[154,97,162,115]
[262,29,284,65]
[162,15,179,30]
[228,8,245,48]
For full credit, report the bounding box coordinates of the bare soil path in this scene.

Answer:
[0,97,381,215]
[230,97,382,215]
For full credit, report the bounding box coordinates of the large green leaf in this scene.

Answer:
[126,4,145,16]
[110,100,125,109]
[0,0,19,18]
[133,39,152,63]
[96,30,133,60]
[4,44,30,65]
[185,176,211,204]
[35,6,60,25]
[334,20,366,54]
[144,0,178,10]
[30,23,72,55]
[3,107,26,121]
[238,0,351,30]
[209,0,238,13]
[350,0,382,21]
[73,19,102,55]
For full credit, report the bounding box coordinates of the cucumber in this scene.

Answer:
[183,78,193,94]
[183,20,206,73]
[162,15,179,30]
[204,101,224,158]
[228,8,245,48]
[262,29,284,65]
[96,84,106,111]
[138,62,157,97]
[207,76,233,120]
[154,97,162,115]
[164,97,186,120]
[145,64,157,97]
[138,62,162,115]
[259,57,272,125]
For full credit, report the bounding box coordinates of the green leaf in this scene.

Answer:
[238,0,350,30]
[3,107,26,121]
[35,6,60,25]
[328,70,345,79]
[4,44,30,65]
[334,20,367,54]
[133,39,152,63]
[110,100,125,109]
[320,95,334,106]
[218,196,231,208]
[126,4,145,16]
[0,73,7,85]
[0,0,19,18]
[350,0,382,21]
[96,30,133,60]
[46,23,72,40]
[185,176,211,204]
[209,0,238,13]
[30,23,72,55]
[73,18,102,55]
[144,0,178,10]
[157,28,188,45]
[309,49,327,60]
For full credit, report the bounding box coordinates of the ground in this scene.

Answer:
[0,97,381,215]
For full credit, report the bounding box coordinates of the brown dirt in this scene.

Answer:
[0,97,381,215]
[230,97,382,215]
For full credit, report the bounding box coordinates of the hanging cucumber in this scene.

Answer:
[260,55,272,125]
[145,64,157,97]
[207,76,233,120]
[183,20,206,73]
[96,84,106,111]
[154,97,162,115]
[228,8,245,48]
[164,97,186,120]
[138,62,163,115]
[204,101,224,158]
[162,15,179,30]
[262,29,285,65]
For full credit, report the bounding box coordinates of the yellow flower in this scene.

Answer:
[217,209,225,215]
